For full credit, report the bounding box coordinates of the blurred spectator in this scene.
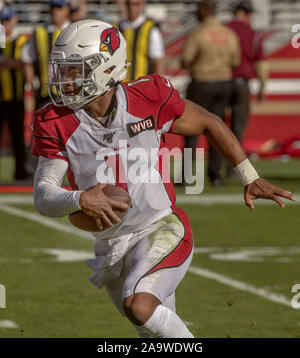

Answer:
[117,0,127,19]
[0,0,5,11]
[0,5,30,180]
[226,0,269,178]
[182,0,240,187]
[96,8,113,24]
[117,0,165,81]
[69,0,87,23]
[21,0,70,176]
[22,0,70,110]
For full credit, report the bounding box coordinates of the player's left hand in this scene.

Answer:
[244,178,296,210]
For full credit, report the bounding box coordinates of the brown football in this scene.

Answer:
[68,184,131,232]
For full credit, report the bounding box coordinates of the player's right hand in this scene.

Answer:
[78,183,130,230]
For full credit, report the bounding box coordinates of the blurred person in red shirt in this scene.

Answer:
[226,0,269,178]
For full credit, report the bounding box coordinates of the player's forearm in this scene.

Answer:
[33,157,82,217]
[203,115,247,167]
[174,100,259,185]
[205,120,260,184]
[173,100,247,167]
[35,181,82,217]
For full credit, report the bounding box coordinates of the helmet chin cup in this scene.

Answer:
[47,19,128,109]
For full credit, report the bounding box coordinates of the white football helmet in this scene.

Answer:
[47,19,128,109]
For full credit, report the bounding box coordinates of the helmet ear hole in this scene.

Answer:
[104,65,116,74]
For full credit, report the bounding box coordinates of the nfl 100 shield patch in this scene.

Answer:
[102,130,117,143]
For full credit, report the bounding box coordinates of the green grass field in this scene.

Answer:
[0,157,300,338]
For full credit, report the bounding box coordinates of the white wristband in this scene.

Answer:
[233,159,259,186]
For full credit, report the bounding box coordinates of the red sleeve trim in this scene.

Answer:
[32,134,65,147]
[157,89,186,132]
[156,88,174,130]
[31,134,68,162]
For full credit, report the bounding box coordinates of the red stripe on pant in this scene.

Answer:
[146,206,193,276]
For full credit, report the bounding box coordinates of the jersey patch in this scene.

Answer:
[102,130,118,143]
[126,115,155,138]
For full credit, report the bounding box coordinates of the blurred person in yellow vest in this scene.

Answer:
[22,0,70,110]
[117,0,165,81]
[0,5,30,180]
[69,0,87,23]
[21,0,70,176]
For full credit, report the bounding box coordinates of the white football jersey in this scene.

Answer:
[32,74,186,240]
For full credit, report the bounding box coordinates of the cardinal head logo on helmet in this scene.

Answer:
[100,27,121,56]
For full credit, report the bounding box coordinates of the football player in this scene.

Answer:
[32,20,295,338]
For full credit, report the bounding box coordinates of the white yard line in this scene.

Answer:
[0,193,300,206]
[0,320,19,328]
[0,195,33,205]
[0,204,93,240]
[188,266,293,308]
[176,193,300,206]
